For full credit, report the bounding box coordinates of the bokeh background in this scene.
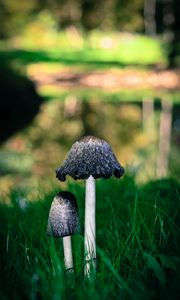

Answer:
[0,2,180,300]
[0,0,180,200]
[0,0,179,197]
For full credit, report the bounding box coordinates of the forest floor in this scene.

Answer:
[28,65,180,91]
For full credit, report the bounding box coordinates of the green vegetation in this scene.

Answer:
[0,31,166,69]
[0,176,180,300]
[0,1,179,299]
[0,1,147,38]
[38,86,180,104]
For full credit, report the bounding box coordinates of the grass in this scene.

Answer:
[0,29,179,299]
[0,30,177,105]
[37,84,180,104]
[0,176,180,300]
[0,31,166,70]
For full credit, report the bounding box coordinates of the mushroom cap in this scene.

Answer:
[47,191,80,238]
[56,135,125,181]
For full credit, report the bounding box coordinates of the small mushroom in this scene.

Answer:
[47,191,80,271]
[56,136,125,276]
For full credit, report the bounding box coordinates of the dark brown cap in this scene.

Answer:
[56,136,125,181]
[47,191,80,237]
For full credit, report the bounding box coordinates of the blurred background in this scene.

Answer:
[0,0,179,200]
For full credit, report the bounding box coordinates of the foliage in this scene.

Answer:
[0,177,180,299]
[0,0,179,67]
[0,31,166,67]
[0,0,144,38]
[1,0,179,37]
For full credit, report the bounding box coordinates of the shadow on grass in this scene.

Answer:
[0,49,156,69]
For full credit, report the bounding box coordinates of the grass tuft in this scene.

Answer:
[0,176,180,299]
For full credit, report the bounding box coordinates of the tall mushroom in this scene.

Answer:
[47,191,80,271]
[56,136,125,276]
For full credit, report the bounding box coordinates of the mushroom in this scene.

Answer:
[56,136,125,276]
[47,191,80,272]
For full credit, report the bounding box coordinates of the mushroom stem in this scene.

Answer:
[63,236,74,272]
[84,175,96,276]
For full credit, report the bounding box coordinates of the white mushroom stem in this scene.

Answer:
[63,236,74,272]
[84,175,96,276]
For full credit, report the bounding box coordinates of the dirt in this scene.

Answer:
[29,67,180,91]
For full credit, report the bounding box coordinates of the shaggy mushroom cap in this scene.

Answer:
[56,136,125,181]
[47,191,80,237]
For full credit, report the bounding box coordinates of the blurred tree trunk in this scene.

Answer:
[143,0,156,157]
[144,0,156,35]
[81,0,102,30]
[142,98,156,178]
[156,100,172,177]
[163,0,180,68]
[142,98,155,133]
